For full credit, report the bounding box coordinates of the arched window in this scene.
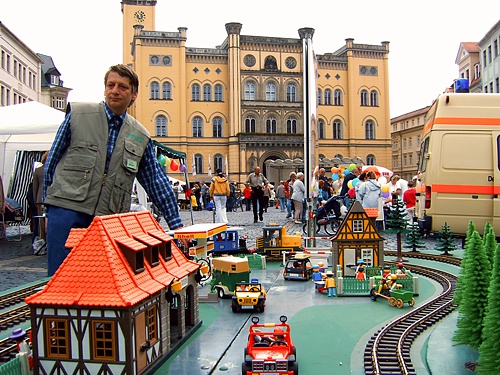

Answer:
[191,84,200,101]
[370,90,378,106]
[192,116,203,137]
[264,56,278,70]
[155,115,167,136]
[318,119,325,139]
[162,82,172,99]
[333,120,343,140]
[286,83,296,102]
[317,89,322,105]
[212,116,223,137]
[360,89,369,106]
[194,153,203,174]
[366,154,376,165]
[334,89,342,106]
[203,84,212,101]
[324,89,332,105]
[214,154,223,172]
[214,84,223,101]
[245,116,256,133]
[150,81,160,99]
[244,82,255,100]
[266,82,276,101]
[286,116,297,134]
[266,116,277,133]
[365,120,375,139]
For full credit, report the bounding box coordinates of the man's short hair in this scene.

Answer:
[105,64,139,94]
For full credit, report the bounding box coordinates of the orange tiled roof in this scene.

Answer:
[26,211,199,307]
[364,207,379,218]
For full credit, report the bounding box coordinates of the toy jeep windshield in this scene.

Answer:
[243,315,298,375]
[231,281,266,313]
[283,253,313,281]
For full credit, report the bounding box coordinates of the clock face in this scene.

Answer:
[134,10,145,23]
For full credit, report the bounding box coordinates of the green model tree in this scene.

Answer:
[404,222,426,252]
[453,230,491,350]
[482,222,495,269]
[435,222,457,256]
[384,196,409,262]
[477,236,500,374]
[454,220,476,306]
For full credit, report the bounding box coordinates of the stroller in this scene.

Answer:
[303,195,344,236]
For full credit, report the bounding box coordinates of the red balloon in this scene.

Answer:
[170,159,179,171]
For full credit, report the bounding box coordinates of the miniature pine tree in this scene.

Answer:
[454,220,476,306]
[477,240,500,374]
[453,231,491,350]
[384,196,410,262]
[404,222,426,252]
[482,222,495,268]
[435,222,457,256]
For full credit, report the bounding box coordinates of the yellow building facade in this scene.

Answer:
[121,0,391,184]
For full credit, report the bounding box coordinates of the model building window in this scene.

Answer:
[46,318,69,358]
[191,83,201,101]
[212,117,223,137]
[353,219,364,232]
[244,82,255,100]
[92,321,117,361]
[203,84,212,101]
[150,81,160,99]
[360,89,369,106]
[286,83,296,102]
[162,82,172,100]
[214,84,223,101]
[147,306,158,343]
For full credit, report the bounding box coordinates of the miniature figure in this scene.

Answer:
[325,272,337,297]
[9,328,33,369]
[355,259,366,280]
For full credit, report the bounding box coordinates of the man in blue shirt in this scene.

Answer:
[43,64,183,276]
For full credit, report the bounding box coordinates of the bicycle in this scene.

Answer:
[302,195,344,236]
[232,195,245,212]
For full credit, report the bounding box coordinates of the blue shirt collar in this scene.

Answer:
[103,102,127,124]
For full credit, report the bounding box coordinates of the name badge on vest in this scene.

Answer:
[126,159,138,170]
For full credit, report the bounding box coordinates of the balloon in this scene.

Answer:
[170,159,179,171]
[343,169,350,176]
[157,154,166,166]
[331,173,339,181]
[378,176,387,185]
[352,178,360,187]
[347,181,353,189]
[164,157,171,167]
[381,184,390,193]
[349,163,357,171]
[332,181,340,190]
[179,164,186,172]
[331,167,340,174]
[382,191,390,199]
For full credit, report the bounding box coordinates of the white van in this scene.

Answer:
[415,92,500,236]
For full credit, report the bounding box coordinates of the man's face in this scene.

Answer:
[320,168,326,176]
[104,71,138,115]
[255,167,261,175]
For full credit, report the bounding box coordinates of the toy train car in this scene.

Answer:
[256,225,302,260]
[207,227,251,256]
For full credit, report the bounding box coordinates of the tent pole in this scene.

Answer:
[181,157,194,225]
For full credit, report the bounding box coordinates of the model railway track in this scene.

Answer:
[364,263,457,375]
[0,281,47,310]
[0,305,30,332]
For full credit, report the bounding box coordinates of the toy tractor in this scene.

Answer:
[370,274,415,308]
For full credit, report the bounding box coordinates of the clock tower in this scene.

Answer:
[121,0,156,64]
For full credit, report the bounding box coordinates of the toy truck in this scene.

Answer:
[210,256,251,299]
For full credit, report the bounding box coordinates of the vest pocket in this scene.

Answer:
[49,153,96,201]
[122,139,142,173]
[108,180,132,213]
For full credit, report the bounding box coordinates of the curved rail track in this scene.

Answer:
[364,261,458,375]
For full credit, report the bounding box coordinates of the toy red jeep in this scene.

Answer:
[242,315,298,375]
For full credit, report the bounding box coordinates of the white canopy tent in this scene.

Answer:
[0,102,64,193]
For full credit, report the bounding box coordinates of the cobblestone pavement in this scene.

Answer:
[0,205,459,293]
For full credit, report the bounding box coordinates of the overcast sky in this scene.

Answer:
[2,1,499,118]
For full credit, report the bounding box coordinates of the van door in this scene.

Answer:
[493,133,500,231]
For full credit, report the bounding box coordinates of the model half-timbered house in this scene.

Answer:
[25,211,203,375]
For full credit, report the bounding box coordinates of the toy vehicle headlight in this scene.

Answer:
[252,316,260,324]
[279,315,287,323]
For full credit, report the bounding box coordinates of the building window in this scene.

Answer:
[150,81,160,99]
[203,84,212,101]
[147,306,158,343]
[155,115,167,136]
[214,84,223,101]
[194,154,203,174]
[46,318,69,358]
[50,75,60,86]
[286,116,297,134]
[370,90,378,106]
[265,82,276,101]
[331,120,342,139]
[334,89,342,106]
[318,119,325,139]
[212,116,223,137]
[286,83,296,102]
[317,89,322,105]
[192,116,203,137]
[162,82,172,99]
[483,50,487,68]
[353,219,364,232]
[244,82,255,100]
[266,116,277,133]
[365,120,375,139]
[92,321,116,361]
[214,154,223,171]
[360,90,369,106]
[245,116,256,133]
[324,89,332,105]
[366,154,376,165]
[191,83,201,101]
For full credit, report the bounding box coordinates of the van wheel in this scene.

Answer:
[217,288,225,299]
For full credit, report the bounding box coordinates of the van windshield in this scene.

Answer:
[418,137,430,173]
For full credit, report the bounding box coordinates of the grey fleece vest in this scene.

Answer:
[44,102,150,216]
